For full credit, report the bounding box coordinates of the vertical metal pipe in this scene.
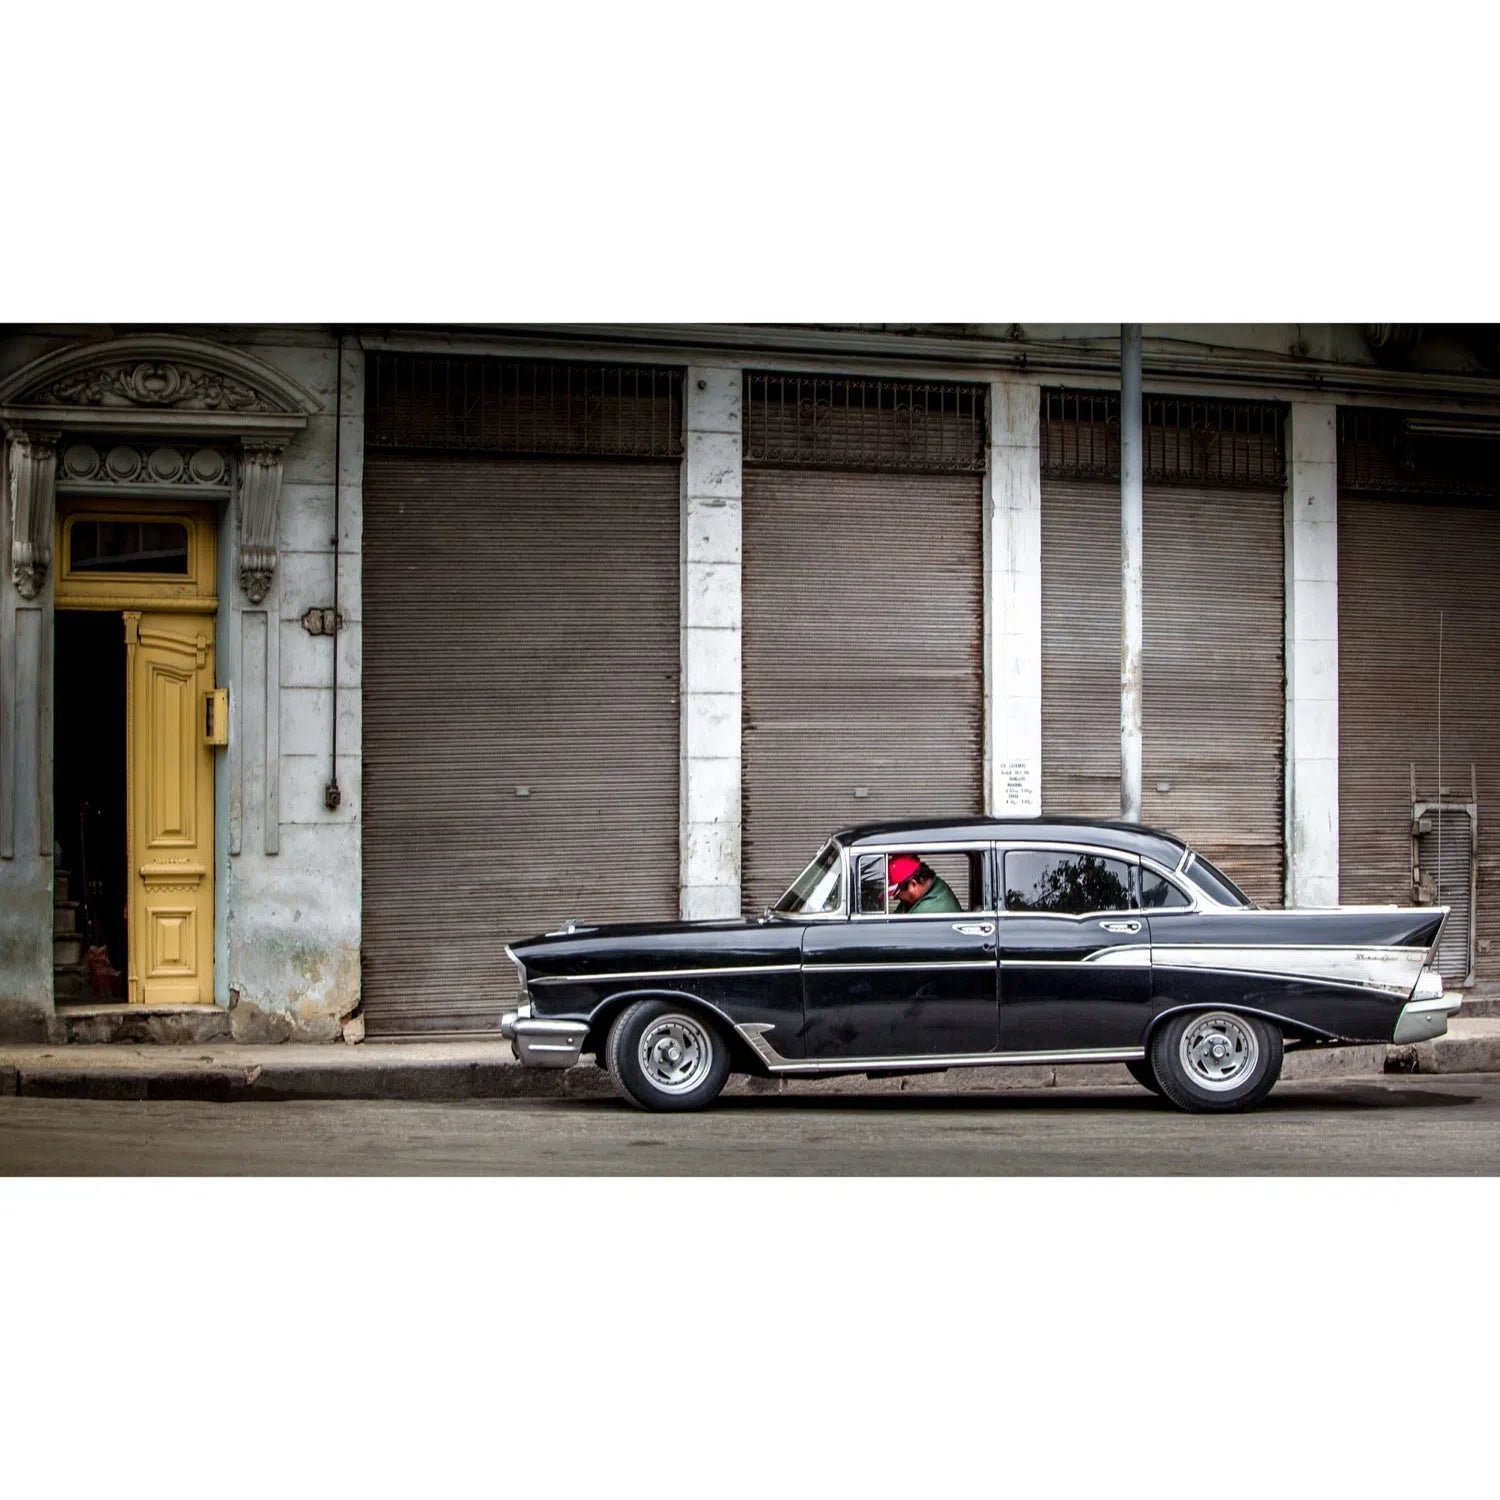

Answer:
[1120,324,1144,822]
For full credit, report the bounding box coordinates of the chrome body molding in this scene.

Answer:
[1149,944,1429,998]
[500,1015,589,1068]
[530,962,801,987]
[1392,993,1462,1045]
[733,1022,1143,1075]
[810,959,999,974]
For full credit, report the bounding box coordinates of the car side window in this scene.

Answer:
[1003,850,1138,916]
[1141,869,1192,909]
[854,851,986,915]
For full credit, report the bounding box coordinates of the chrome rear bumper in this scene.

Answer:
[1392,992,1462,1045]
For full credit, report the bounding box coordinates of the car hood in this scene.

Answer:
[507,915,807,979]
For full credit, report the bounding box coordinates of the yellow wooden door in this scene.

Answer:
[125,611,215,1005]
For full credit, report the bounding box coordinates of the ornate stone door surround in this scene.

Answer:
[1,334,318,605]
[0,334,318,1032]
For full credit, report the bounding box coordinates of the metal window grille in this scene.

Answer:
[1041,389,1287,488]
[1412,801,1478,985]
[365,353,684,459]
[1339,409,1500,500]
[743,372,988,473]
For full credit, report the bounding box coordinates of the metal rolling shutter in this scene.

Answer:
[741,468,984,914]
[1039,479,1122,820]
[1338,490,1500,985]
[362,454,680,1033]
[1041,478,1287,903]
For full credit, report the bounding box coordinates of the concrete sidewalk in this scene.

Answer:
[2,1019,1497,1103]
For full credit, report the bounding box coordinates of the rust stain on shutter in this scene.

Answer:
[362,453,681,1034]
[1338,489,1500,984]
[741,468,984,915]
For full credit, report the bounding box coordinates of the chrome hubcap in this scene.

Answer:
[639,1015,713,1094]
[1179,1012,1259,1092]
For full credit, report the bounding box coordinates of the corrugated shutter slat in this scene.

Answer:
[1338,492,1500,984]
[742,469,984,913]
[362,455,680,1034]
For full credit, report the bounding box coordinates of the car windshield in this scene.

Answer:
[773,841,844,916]
[1186,850,1256,908]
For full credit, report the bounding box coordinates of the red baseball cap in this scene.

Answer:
[887,855,921,892]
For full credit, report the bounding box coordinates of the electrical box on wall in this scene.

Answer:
[203,688,229,747]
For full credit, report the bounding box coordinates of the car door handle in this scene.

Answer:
[953,922,996,937]
[1100,920,1142,934]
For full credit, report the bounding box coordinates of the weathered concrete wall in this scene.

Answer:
[0,333,67,1039]
[219,329,362,1039]
[984,380,1043,816]
[1284,402,1341,909]
[679,366,743,919]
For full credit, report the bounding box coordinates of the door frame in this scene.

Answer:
[54,498,220,1005]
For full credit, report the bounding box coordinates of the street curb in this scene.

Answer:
[2,1022,1496,1104]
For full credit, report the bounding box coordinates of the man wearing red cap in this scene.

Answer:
[887,854,961,915]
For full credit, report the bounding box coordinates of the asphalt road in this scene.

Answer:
[1,1074,1498,1174]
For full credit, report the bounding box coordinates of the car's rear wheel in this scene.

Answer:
[1149,1009,1284,1113]
[1124,1058,1164,1096]
[606,998,731,1112]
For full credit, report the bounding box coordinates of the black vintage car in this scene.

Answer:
[500,817,1457,1113]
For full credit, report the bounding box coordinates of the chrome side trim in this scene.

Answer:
[1151,961,1413,1000]
[1080,947,1151,967]
[808,959,998,973]
[1150,943,1427,997]
[734,1022,1145,1075]
[530,963,802,986]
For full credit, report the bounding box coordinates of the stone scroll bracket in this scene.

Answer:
[237,439,287,604]
[6,428,60,600]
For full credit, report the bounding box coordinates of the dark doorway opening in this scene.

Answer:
[54,611,127,1001]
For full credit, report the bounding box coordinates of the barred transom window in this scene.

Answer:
[366,353,684,459]
[1041,389,1286,488]
[744,372,988,473]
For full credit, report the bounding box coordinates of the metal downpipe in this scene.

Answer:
[1120,324,1143,822]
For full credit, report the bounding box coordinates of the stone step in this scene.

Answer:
[53,966,90,1002]
[54,933,84,967]
[54,870,71,904]
[53,901,80,936]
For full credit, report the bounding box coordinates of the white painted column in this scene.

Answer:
[680,367,743,918]
[985,381,1044,815]
[1285,401,1341,907]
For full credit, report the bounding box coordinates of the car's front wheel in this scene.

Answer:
[605,999,731,1111]
[1149,1010,1284,1113]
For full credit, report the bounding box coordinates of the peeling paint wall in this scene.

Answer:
[220,329,363,1037]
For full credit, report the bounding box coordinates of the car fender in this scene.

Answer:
[1143,1000,1338,1046]
[584,986,747,1057]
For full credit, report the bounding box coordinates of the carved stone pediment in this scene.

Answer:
[0,334,317,600]
[0,334,319,428]
[37,362,280,414]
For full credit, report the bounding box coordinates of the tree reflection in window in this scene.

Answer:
[1005,851,1135,916]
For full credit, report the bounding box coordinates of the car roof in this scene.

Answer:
[832,816,1189,864]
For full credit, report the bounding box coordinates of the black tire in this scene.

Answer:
[1125,1058,1164,1096]
[605,998,732,1112]
[1149,1009,1284,1113]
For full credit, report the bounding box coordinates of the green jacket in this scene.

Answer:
[899,875,961,915]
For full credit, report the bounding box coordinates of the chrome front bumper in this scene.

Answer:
[499,1010,588,1068]
[1392,990,1462,1045]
